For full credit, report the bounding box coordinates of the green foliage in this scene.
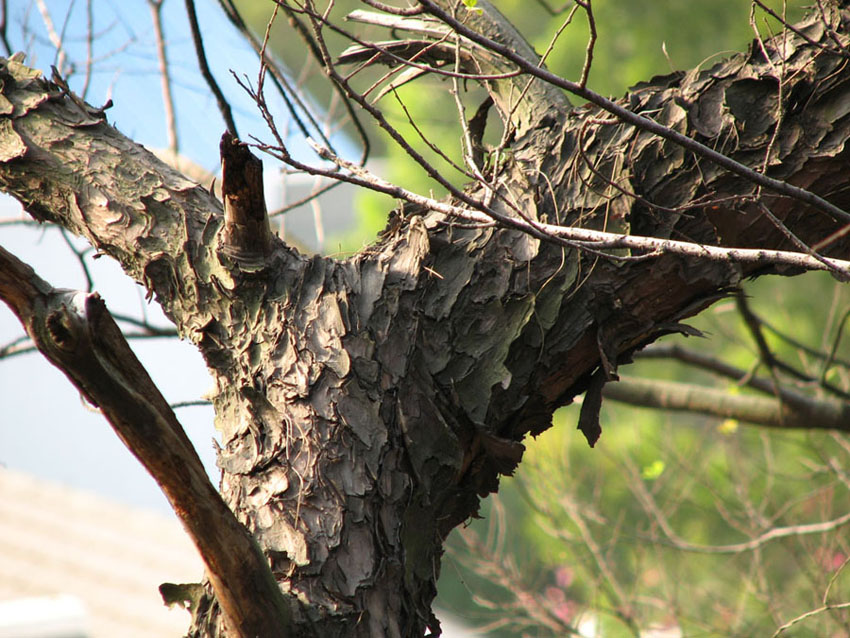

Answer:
[438,272,850,636]
[528,0,805,99]
[462,0,484,14]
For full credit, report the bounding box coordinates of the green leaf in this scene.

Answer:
[641,460,665,480]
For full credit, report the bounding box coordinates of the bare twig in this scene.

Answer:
[261,129,850,276]
[171,399,212,409]
[185,0,238,136]
[750,313,850,371]
[0,333,33,359]
[815,0,850,56]
[575,0,596,88]
[560,495,635,625]
[249,4,850,276]
[449,502,585,636]
[269,178,341,218]
[250,0,370,164]
[0,0,11,56]
[418,0,850,227]
[636,343,845,404]
[58,228,94,292]
[752,0,850,58]
[148,0,179,154]
[391,87,471,179]
[771,602,850,638]
[755,202,846,278]
[80,0,93,99]
[217,0,327,147]
[532,0,574,15]
[35,0,70,76]
[821,306,850,387]
[738,291,811,410]
[110,312,178,336]
[625,458,850,554]
[360,0,424,16]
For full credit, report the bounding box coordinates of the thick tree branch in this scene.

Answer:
[0,244,292,638]
[637,343,850,403]
[603,376,850,430]
[0,56,301,356]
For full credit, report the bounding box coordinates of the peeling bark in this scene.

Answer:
[2,5,850,638]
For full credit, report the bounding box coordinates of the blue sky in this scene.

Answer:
[15,0,267,169]
[0,0,320,512]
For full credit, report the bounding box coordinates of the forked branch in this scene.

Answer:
[0,245,292,638]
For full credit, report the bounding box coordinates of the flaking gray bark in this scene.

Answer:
[2,4,850,637]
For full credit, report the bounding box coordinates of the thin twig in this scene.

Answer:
[627,459,850,554]
[816,0,850,56]
[820,307,850,386]
[771,602,850,638]
[532,0,574,15]
[756,314,850,370]
[418,0,850,227]
[360,0,424,15]
[752,0,850,58]
[737,292,850,400]
[575,0,596,88]
[392,87,472,179]
[737,290,797,397]
[80,0,93,98]
[148,0,179,154]
[262,0,370,164]
[269,178,341,218]
[171,399,212,409]
[58,228,94,292]
[755,201,846,279]
[185,0,238,136]
[0,333,33,359]
[218,0,327,148]
[636,343,841,405]
[264,131,850,276]
[450,507,584,636]
[35,0,70,76]
[0,0,11,56]
[493,2,579,160]
[261,3,693,264]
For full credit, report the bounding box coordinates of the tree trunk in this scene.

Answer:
[2,4,850,637]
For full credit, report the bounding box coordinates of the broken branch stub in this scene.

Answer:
[219,131,273,265]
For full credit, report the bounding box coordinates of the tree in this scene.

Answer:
[1,1,850,636]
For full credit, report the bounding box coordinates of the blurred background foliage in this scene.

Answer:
[238,2,846,636]
[437,271,850,637]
